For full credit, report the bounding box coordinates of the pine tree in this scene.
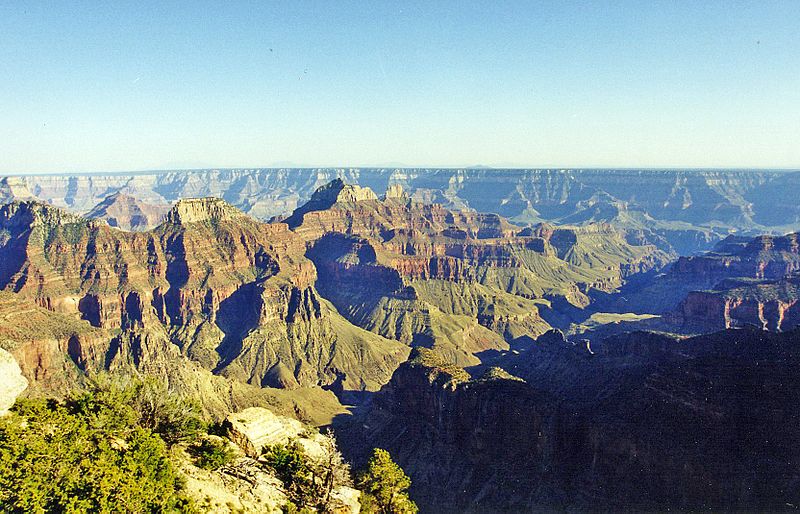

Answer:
[357,448,417,514]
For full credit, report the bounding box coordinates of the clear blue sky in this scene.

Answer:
[1,1,798,173]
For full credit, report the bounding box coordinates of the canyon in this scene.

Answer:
[3,174,800,511]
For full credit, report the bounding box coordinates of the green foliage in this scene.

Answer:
[357,449,417,514]
[189,438,235,471]
[133,377,204,445]
[0,397,193,513]
[71,373,203,446]
[263,432,353,513]
[263,442,313,507]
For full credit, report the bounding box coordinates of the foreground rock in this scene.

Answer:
[177,407,361,513]
[0,348,27,415]
[181,407,362,513]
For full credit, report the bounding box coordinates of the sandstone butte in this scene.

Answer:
[85,191,170,231]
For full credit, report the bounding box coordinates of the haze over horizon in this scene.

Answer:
[1,1,799,174]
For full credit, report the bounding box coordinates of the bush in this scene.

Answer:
[190,438,235,470]
[263,441,313,506]
[133,377,204,445]
[263,433,352,513]
[69,373,204,446]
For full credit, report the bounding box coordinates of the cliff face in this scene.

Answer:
[288,182,669,365]
[0,348,27,416]
[0,198,408,400]
[10,168,800,254]
[599,232,800,329]
[671,233,800,282]
[342,329,800,512]
[669,276,800,331]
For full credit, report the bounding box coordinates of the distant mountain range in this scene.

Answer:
[4,168,800,254]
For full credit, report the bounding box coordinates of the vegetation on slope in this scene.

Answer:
[0,373,417,513]
[0,375,199,513]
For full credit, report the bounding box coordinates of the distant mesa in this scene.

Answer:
[6,168,800,254]
[163,197,244,226]
[285,179,386,228]
[311,178,379,205]
[0,177,35,204]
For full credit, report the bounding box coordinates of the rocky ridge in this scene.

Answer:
[599,232,800,334]
[288,181,670,365]
[85,192,170,231]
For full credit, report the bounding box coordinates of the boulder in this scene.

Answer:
[0,348,27,416]
[226,407,305,458]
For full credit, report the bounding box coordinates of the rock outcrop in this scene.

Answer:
[669,275,800,331]
[0,348,27,415]
[0,177,34,204]
[598,232,800,319]
[0,198,408,410]
[181,407,361,513]
[226,407,310,459]
[287,182,670,364]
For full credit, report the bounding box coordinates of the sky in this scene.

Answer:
[0,1,798,173]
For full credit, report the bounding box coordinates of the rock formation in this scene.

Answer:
[605,232,800,333]
[0,177,34,204]
[286,181,670,365]
[0,348,27,416]
[0,198,408,418]
[179,407,361,513]
[85,192,170,230]
[339,327,800,512]
[8,168,800,254]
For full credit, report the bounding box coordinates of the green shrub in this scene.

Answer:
[264,441,313,505]
[263,434,352,513]
[69,373,203,446]
[0,397,193,513]
[190,438,235,470]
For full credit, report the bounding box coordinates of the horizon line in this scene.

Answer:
[5,165,800,177]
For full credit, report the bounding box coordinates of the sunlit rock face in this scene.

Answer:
[0,198,408,398]
[85,192,169,231]
[0,348,27,416]
[286,180,670,366]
